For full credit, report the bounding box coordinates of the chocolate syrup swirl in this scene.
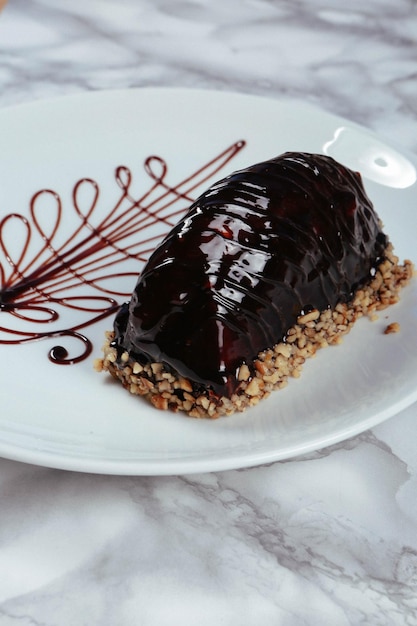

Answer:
[113,153,388,397]
[0,141,246,363]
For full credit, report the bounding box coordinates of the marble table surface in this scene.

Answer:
[1,1,417,624]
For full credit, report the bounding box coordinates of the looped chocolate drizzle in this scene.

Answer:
[0,141,246,363]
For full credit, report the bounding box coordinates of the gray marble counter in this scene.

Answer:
[0,1,417,624]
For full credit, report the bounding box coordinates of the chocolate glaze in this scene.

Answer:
[113,153,387,397]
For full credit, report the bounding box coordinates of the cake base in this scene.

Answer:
[95,245,413,418]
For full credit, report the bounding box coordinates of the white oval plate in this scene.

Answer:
[0,87,416,475]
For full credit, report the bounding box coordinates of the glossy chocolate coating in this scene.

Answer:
[113,152,387,397]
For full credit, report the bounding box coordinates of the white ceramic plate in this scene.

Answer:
[1,88,416,475]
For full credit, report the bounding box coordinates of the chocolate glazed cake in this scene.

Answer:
[97,152,413,418]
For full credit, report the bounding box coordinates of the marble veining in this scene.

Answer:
[0,0,417,624]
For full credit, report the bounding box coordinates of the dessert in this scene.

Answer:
[96,152,413,418]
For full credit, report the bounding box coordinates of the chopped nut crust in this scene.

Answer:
[96,245,413,418]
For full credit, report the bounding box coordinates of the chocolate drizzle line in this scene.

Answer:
[0,140,246,364]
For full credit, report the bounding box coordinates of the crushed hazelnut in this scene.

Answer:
[384,322,400,334]
[97,244,413,418]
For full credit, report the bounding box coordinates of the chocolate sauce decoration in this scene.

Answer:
[0,141,246,364]
[114,152,388,397]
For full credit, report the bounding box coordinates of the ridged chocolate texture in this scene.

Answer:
[113,152,387,397]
